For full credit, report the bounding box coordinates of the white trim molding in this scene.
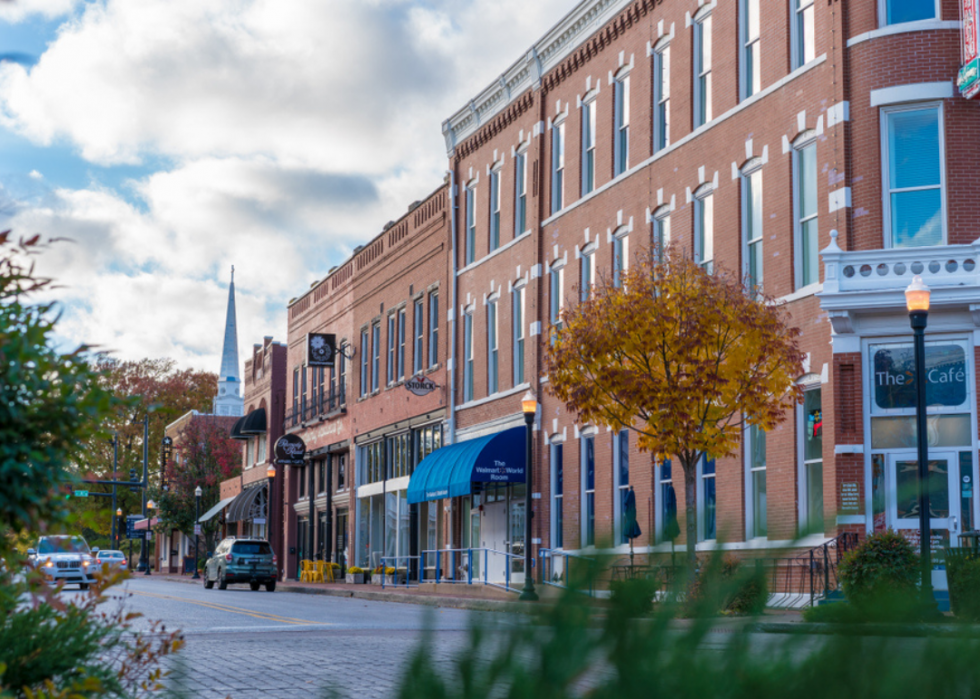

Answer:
[870,81,952,107]
[847,19,960,48]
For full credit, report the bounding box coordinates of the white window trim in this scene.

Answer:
[871,82,952,107]
[613,430,629,545]
[790,0,815,70]
[740,163,763,290]
[696,455,716,542]
[744,423,767,541]
[792,138,819,289]
[465,185,477,264]
[580,433,597,548]
[653,43,670,152]
[848,19,959,48]
[489,165,502,252]
[880,101,946,249]
[877,0,940,30]
[514,147,529,237]
[797,385,823,534]
[551,119,566,215]
[738,0,760,101]
[693,187,714,271]
[463,311,474,402]
[512,286,525,386]
[693,10,712,128]
[550,442,565,549]
[613,74,630,176]
[487,298,499,395]
[581,96,597,196]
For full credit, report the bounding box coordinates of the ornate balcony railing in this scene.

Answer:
[285,384,346,430]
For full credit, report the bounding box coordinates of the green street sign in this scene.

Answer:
[74,490,89,498]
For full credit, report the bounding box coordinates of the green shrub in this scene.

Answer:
[609,578,658,617]
[838,530,919,621]
[946,551,980,622]
[684,554,769,616]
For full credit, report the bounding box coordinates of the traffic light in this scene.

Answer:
[129,468,138,492]
[64,483,74,500]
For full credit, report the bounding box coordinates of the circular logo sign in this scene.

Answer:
[274,434,307,465]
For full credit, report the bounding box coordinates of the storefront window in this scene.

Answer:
[660,459,677,543]
[701,456,716,541]
[802,388,823,534]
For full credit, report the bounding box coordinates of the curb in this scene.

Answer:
[749,621,980,638]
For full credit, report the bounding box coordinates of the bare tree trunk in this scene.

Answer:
[681,455,698,570]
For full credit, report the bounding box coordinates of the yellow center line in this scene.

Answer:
[128,590,329,626]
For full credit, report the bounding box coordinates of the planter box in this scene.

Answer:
[345,573,365,584]
[386,574,406,586]
[370,575,383,586]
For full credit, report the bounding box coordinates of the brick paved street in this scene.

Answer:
[99,577,520,698]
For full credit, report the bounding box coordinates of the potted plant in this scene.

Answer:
[346,566,365,584]
[371,565,385,586]
[384,566,400,586]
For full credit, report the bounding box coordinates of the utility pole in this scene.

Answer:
[111,433,118,549]
[139,413,151,575]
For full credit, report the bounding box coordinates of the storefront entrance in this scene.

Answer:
[885,452,960,546]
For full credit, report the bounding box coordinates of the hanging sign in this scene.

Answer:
[873,344,967,410]
[274,434,307,465]
[307,333,337,367]
[961,0,980,98]
[405,375,437,397]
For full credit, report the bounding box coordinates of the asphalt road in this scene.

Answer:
[91,577,518,699]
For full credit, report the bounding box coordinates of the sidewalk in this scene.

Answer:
[149,571,545,613]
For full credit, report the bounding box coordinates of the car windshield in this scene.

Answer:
[231,542,272,556]
[98,551,123,558]
[37,537,90,555]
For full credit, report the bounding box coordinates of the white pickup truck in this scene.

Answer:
[28,535,98,589]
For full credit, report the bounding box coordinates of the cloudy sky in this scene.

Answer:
[0,0,569,371]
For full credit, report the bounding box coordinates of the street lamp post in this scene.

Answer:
[906,275,934,607]
[115,508,122,551]
[519,391,538,602]
[266,464,276,544]
[193,485,203,580]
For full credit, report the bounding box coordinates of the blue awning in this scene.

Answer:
[407,426,527,504]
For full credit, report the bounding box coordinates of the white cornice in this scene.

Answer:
[442,0,633,155]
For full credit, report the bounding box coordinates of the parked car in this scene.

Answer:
[203,538,277,592]
[27,535,97,589]
[95,549,128,571]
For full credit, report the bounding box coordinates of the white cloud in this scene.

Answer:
[0,0,79,23]
[0,0,573,368]
[28,168,42,179]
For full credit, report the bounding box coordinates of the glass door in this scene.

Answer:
[887,451,959,547]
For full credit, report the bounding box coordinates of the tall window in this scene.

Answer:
[428,292,439,367]
[552,120,565,214]
[489,168,501,252]
[359,330,368,397]
[298,463,306,498]
[654,45,670,151]
[747,424,767,538]
[795,141,818,287]
[793,0,815,69]
[513,285,525,385]
[654,214,671,261]
[885,0,935,25]
[397,308,406,381]
[580,249,594,300]
[465,185,476,265]
[413,298,424,375]
[582,435,596,547]
[695,192,714,273]
[741,0,760,99]
[371,322,380,392]
[515,150,527,235]
[614,75,630,176]
[743,168,763,293]
[337,453,347,490]
[581,99,597,195]
[884,105,943,248]
[694,11,712,127]
[802,388,824,534]
[386,314,396,386]
[550,265,564,339]
[659,459,677,543]
[338,343,347,405]
[616,430,630,544]
[301,364,308,417]
[700,456,716,541]
[463,312,474,402]
[551,444,564,549]
[487,299,498,395]
[613,231,629,287]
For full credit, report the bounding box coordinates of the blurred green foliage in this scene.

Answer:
[838,531,921,621]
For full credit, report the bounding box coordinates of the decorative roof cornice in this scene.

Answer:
[442,0,660,157]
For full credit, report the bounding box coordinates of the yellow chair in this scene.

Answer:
[300,559,314,582]
[323,562,335,583]
[311,560,325,583]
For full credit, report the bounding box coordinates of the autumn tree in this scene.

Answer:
[547,249,805,565]
[151,417,241,558]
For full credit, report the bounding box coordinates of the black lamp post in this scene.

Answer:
[905,275,934,606]
[519,390,539,602]
[193,485,202,580]
[115,508,122,550]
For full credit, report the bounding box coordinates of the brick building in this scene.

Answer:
[283,185,450,579]
[425,0,979,583]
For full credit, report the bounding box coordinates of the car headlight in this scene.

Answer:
[44,560,53,568]
[82,560,89,566]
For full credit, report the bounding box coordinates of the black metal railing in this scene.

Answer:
[285,384,346,429]
[760,531,859,606]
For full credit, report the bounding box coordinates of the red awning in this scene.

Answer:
[133,516,159,530]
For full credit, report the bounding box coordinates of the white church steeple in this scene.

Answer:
[213,266,244,417]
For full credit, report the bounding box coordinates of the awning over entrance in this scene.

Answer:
[241,408,267,435]
[198,496,236,523]
[227,483,267,522]
[407,427,526,504]
[230,416,247,440]
[134,516,158,530]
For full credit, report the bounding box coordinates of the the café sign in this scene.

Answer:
[874,343,967,410]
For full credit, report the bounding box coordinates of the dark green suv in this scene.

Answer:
[204,538,277,592]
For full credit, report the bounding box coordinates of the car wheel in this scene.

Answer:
[204,571,214,589]
[249,581,260,592]
[218,570,228,590]
[265,581,276,592]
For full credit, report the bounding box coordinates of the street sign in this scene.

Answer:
[194,524,201,536]
[125,514,144,540]
[74,490,89,498]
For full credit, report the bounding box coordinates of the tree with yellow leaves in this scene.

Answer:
[547,249,805,565]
